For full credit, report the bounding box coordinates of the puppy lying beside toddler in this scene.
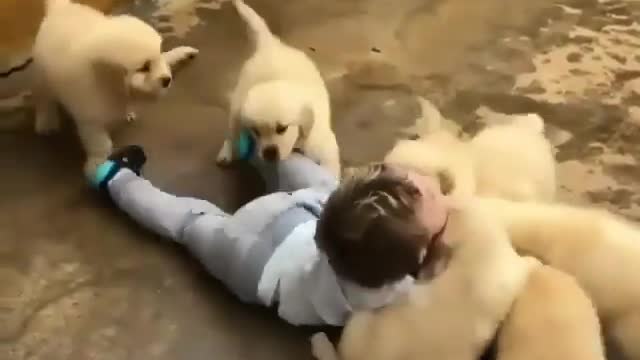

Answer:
[482,197,640,360]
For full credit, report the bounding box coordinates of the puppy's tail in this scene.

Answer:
[233,0,275,48]
[509,113,545,134]
[45,0,70,13]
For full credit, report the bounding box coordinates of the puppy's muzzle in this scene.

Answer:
[160,76,172,88]
[262,146,280,162]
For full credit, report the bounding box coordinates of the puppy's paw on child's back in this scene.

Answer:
[310,332,339,360]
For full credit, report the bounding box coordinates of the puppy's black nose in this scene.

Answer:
[160,76,172,88]
[262,146,279,162]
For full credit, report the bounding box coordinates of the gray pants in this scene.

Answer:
[107,154,337,303]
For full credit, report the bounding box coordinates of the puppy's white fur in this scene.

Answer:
[311,199,538,360]
[479,197,640,360]
[217,0,340,176]
[387,130,476,196]
[32,0,198,175]
[470,114,556,201]
[385,102,555,201]
[497,264,606,360]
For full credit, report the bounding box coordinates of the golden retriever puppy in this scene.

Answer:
[469,114,556,201]
[33,0,198,175]
[310,199,538,360]
[217,0,340,176]
[385,101,555,201]
[479,197,640,360]
[496,264,606,360]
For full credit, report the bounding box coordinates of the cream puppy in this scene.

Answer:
[385,102,555,201]
[497,264,606,360]
[217,0,340,176]
[469,114,556,201]
[479,197,640,360]
[310,199,538,360]
[32,0,198,175]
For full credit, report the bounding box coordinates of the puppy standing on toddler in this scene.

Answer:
[217,0,341,177]
[32,0,198,175]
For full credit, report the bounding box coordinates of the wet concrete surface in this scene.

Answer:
[2,0,640,358]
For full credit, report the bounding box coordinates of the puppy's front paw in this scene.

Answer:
[216,141,234,166]
[84,157,107,178]
[326,159,342,178]
[180,46,199,61]
[35,113,61,135]
[126,111,137,123]
[314,154,341,178]
[166,46,199,66]
[310,333,337,360]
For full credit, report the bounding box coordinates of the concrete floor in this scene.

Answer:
[2,0,640,358]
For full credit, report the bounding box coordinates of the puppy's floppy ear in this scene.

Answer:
[297,105,315,139]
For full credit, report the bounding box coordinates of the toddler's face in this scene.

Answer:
[389,166,449,241]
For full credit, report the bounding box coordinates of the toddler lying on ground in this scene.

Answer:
[89,138,449,327]
[89,138,604,360]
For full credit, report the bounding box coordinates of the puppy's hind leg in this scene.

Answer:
[76,122,113,176]
[33,80,61,135]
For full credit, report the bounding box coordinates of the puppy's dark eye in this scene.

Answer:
[276,124,288,134]
[138,60,151,72]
